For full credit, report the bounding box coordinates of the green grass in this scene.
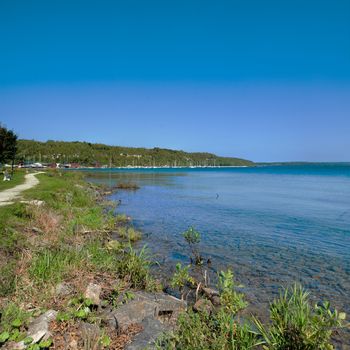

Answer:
[0,203,29,296]
[0,170,25,191]
[254,284,346,350]
[29,248,85,285]
[23,171,91,209]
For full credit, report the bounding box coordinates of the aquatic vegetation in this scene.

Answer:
[116,182,140,190]
[182,226,203,265]
[117,226,142,242]
[218,269,247,314]
[170,263,195,300]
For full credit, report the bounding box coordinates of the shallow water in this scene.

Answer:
[85,164,350,329]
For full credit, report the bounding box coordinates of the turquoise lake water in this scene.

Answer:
[85,164,350,324]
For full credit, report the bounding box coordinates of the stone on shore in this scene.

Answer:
[54,282,73,297]
[6,310,57,350]
[107,291,186,330]
[125,317,170,350]
[193,298,214,314]
[84,283,102,306]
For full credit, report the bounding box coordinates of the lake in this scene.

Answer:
[84,164,350,325]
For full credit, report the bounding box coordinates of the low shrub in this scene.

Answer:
[156,309,260,350]
[254,284,347,350]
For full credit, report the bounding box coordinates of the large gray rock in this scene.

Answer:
[106,291,186,331]
[125,317,170,350]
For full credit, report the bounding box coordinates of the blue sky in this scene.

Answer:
[0,0,349,161]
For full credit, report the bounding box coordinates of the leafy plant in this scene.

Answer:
[99,333,111,347]
[170,263,195,300]
[182,226,203,265]
[254,284,347,350]
[218,269,247,314]
[57,296,97,323]
[156,308,260,350]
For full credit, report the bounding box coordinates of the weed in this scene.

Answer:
[117,244,154,289]
[0,302,31,337]
[182,226,202,265]
[115,214,129,224]
[218,269,247,314]
[29,248,84,284]
[170,263,195,300]
[156,308,260,350]
[254,284,347,350]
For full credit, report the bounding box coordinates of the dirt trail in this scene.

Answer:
[0,172,44,206]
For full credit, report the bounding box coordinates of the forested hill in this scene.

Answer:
[16,139,254,167]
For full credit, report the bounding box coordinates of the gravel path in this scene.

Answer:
[0,172,44,206]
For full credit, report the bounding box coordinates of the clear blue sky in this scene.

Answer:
[0,0,349,162]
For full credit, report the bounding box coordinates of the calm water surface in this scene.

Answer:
[85,164,350,323]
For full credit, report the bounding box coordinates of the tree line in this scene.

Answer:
[16,139,254,167]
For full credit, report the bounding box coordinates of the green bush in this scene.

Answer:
[254,284,347,350]
[156,309,259,350]
[218,269,247,314]
[170,263,194,299]
[182,226,202,265]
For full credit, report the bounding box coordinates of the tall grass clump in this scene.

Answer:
[254,284,347,350]
[29,248,84,284]
[85,239,117,272]
[117,244,155,289]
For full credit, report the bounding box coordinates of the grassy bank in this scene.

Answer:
[0,171,159,348]
[0,171,347,349]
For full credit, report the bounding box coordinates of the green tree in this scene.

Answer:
[0,125,18,173]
